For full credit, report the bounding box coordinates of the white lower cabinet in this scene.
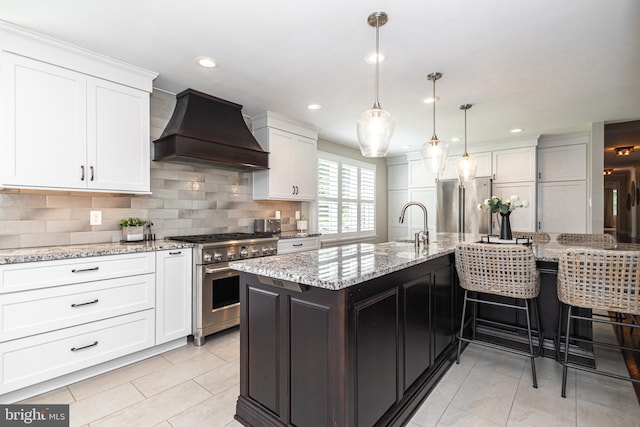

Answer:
[277,237,321,254]
[0,251,175,395]
[1,310,154,394]
[155,249,192,344]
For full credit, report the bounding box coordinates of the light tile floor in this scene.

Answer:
[21,321,640,426]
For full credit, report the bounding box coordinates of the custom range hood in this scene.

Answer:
[153,89,268,170]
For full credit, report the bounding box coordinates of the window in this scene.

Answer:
[317,152,376,241]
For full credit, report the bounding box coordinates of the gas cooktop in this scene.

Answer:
[167,232,276,244]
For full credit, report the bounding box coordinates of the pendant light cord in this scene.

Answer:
[463,107,468,156]
[373,15,381,109]
[431,77,437,140]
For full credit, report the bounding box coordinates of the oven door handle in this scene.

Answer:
[204,266,233,274]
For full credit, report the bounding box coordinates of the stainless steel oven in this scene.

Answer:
[168,233,278,346]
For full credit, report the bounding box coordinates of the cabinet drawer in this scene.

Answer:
[0,252,155,293]
[0,273,155,342]
[277,238,320,254]
[0,310,155,394]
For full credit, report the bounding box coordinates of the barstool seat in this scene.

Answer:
[557,248,640,397]
[512,231,551,243]
[455,242,541,388]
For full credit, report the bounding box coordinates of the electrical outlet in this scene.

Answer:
[295,211,300,220]
[90,210,102,226]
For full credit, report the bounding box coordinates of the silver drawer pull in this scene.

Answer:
[293,243,303,247]
[71,266,99,273]
[169,251,182,255]
[71,341,98,352]
[71,299,99,308]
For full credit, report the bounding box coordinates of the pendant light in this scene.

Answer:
[420,72,448,175]
[456,104,478,182]
[356,11,395,158]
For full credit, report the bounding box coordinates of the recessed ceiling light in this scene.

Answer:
[451,137,461,142]
[196,56,218,68]
[510,128,523,133]
[365,51,385,64]
[423,96,440,104]
[402,144,412,149]
[307,104,322,110]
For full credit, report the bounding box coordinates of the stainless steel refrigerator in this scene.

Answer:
[437,178,492,234]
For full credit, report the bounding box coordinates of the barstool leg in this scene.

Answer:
[556,302,563,362]
[561,305,572,398]
[471,292,477,340]
[457,290,469,364]
[524,299,537,388]
[533,298,543,357]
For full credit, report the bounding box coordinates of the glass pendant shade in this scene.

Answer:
[357,12,394,158]
[456,103,477,182]
[456,154,478,182]
[357,107,395,157]
[421,72,448,175]
[420,138,449,175]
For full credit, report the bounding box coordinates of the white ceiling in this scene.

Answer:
[1,0,640,157]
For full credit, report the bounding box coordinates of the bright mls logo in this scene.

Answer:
[1,405,69,426]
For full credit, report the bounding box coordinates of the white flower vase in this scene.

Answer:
[297,220,308,232]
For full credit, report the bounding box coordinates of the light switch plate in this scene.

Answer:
[90,210,102,226]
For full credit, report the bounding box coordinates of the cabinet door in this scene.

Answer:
[267,129,296,199]
[388,189,409,240]
[408,159,437,188]
[493,146,536,183]
[388,163,408,190]
[292,135,317,200]
[492,182,536,232]
[408,188,437,238]
[87,78,150,192]
[538,144,586,182]
[1,52,87,189]
[538,181,587,235]
[156,249,192,344]
[432,261,454,361]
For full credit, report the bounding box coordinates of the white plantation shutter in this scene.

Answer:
[317,152,376,240]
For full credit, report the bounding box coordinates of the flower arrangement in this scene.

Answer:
[478,195,529,214]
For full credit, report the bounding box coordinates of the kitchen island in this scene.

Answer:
[229,233,640,427]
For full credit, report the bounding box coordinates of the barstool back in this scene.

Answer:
[512,231,551,244]
[455,242,539,299]
[556,233,617,247]
[557,249,640,315]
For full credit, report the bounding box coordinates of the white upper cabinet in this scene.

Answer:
[88,77,150,192]
[408,159,438,188]
[0,23,157,193]
[537,143,587,182]
[252,112,318,201]
[492,146,536,183]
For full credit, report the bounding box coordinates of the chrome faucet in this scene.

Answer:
[399,201,429,247]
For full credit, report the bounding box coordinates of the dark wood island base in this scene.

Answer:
[235,253,460,427]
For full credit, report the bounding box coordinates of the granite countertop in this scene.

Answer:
[230,232,640,290]
[0,240,194,265]
[230,233,468,290]
[277,232,322,240]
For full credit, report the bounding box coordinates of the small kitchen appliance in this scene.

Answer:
[253,218,281,234]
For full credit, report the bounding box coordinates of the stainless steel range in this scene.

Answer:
[168,233,278,346]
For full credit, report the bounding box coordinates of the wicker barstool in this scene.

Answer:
[556,233,617,247]
[557,248,640,397]
[512,231,551,244]
[455,242,541,387]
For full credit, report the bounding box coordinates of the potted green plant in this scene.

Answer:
[119,217,148,242]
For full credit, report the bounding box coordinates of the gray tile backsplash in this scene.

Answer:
[0,89,302,249]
